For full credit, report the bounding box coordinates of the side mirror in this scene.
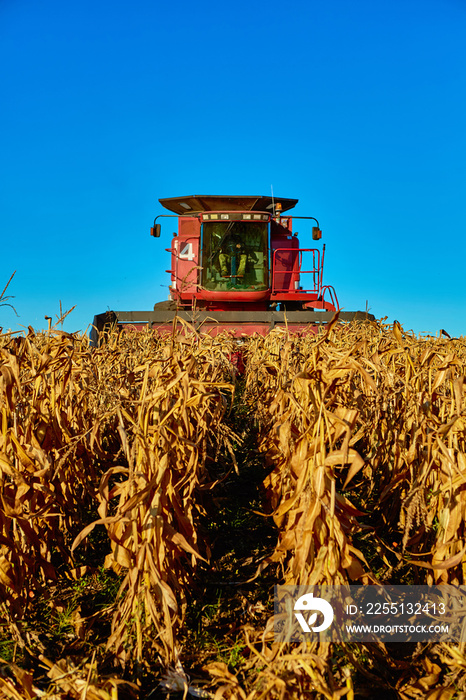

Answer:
[150,223,161,237]
[312,226,322,240]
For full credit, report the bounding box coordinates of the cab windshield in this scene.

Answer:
[201,220,268,291]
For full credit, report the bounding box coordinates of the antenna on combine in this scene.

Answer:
[271,185,275,217]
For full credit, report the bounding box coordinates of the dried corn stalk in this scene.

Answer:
[245,321,466,586]
[71,328,235,665]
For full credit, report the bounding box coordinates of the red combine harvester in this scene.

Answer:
[91,194,372,341]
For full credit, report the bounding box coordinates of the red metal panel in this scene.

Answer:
[271,237,299,293]
[172,218,200,298]
[195,289,270,303]
[178,218,200,237]
[143,322,319,338]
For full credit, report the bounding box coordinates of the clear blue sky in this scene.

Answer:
[1,0,465,337]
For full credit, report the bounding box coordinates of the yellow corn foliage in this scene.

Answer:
[0,326,234,668]
[2,318,466,698]
[244,320,466,589]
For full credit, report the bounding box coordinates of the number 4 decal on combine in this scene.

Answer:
[179,242,195,261]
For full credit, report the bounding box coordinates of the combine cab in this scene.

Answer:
[92,195,372,341]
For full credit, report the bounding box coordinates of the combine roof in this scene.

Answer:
[159,195,299,215]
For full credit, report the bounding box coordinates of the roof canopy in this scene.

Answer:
[159,195,299,215]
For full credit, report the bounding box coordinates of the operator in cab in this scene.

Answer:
[219,233,247,278]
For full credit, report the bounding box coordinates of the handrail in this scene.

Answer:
[271,247,321,295]
[320,285,340,311]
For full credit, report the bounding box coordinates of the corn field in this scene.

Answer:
[1,319,466,699]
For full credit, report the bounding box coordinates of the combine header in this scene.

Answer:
[92,195,372,340]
